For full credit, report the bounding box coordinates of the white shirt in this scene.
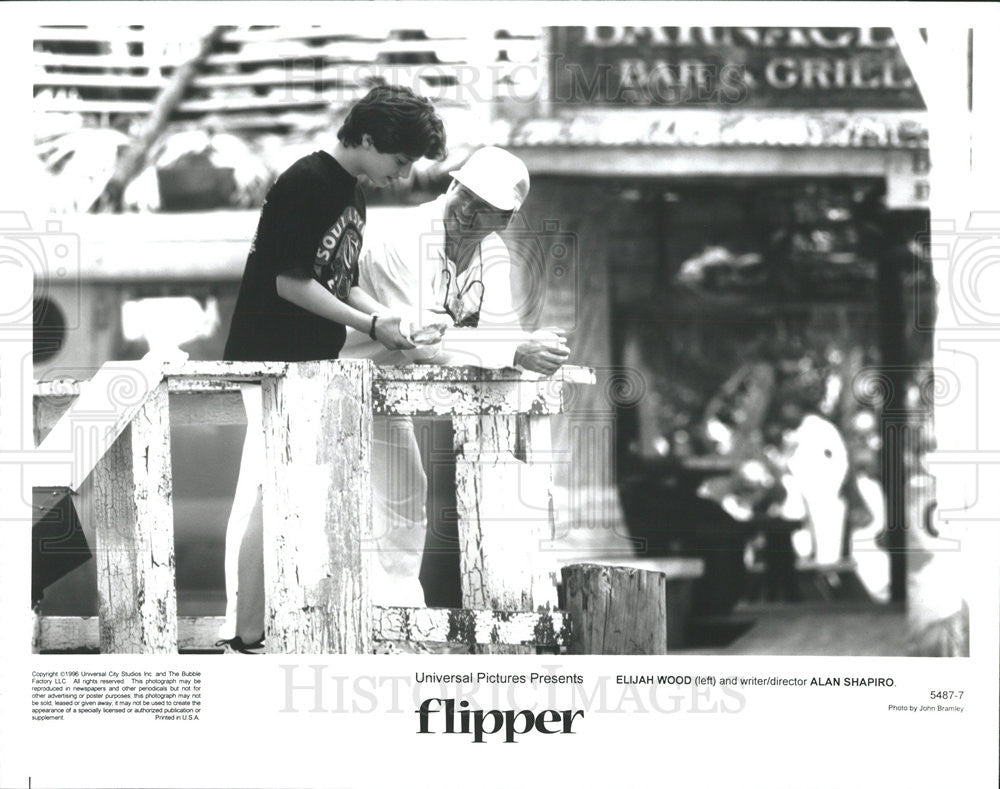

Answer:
[340,196,528,368]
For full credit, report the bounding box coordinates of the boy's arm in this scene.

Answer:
[276,271,413,350]
[345,286,390,319]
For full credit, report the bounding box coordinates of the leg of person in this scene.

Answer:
[218,384,264,643]
[369,415,428,606]
[235,487,265,644]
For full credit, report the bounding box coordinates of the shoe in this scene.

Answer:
[214,634,265,654]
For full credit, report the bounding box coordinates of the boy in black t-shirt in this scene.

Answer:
[218,86,448,652]
[225,85,447,362]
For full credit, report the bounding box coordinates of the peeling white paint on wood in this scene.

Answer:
[518,414,560,608]
[375,364,596,385]
[261,360,374,654]
[37,609,569,652]
[374,379,565,416]
[84,381,178,654]
[32,359,598,654]
[33,357,164,490]
[161,360,290,379]
[454,414,556,611]
[373,606,569,649]
[36,615,227,652]
[34,364,595,430]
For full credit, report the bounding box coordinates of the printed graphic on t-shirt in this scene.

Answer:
[313,206,365,301]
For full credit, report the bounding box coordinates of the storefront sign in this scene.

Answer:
[497,112,928,149]
[550,27,926,109]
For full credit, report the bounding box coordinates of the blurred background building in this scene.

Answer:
[32,25,949,654]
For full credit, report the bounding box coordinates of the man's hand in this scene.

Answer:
[514,327,571,375]
[375,314,416,350]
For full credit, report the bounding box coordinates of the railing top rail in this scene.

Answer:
[35,361,596,395]
[34,361,596,436]
[32,356,166,491]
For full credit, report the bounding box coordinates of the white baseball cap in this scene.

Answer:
[449,146,530,211]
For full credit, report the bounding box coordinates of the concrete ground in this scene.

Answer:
[676,601,909,656]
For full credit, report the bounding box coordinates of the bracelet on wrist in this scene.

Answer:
[369,314,379,340]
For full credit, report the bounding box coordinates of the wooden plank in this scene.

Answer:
[33,72,168,89]
[561,564,668,655]
[219,26,390,44]
[38,378,247,398]
[518,414,559,608]
[34,357,164,491]
[205,49,363,66]
[372,606,569,649]
[193,69,362,88]
[454,414,554,611]
[36,384,245,437]
[162,361,289,380]
[37,616,228,651]
[33,53,177,69]
[218,32,488,59]
[260,360,373,654]
[33,27,151,43]
[204,47,526,67]
[162,361,591,385]
[373,379,565,416]
[33,366,278,438]
[39,609,567,652]
[33,99,154,114]
[35,364,594,432]
[174,90,469,113]
[35,86,481,116]
[377,364,595,384]
[177,616,227,651]
[85,380,178,654]
[186,111,330,131]
[178,94,354,113]
[31,46,539,70]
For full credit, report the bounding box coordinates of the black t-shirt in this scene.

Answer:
[224,151,365,362]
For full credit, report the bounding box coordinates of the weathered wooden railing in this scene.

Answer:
[32,359,699,654]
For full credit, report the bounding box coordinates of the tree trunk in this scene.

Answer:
[91,27,225,213]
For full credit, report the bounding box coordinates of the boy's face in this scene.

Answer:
[357,135,417,187]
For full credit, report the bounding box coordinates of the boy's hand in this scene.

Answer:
[375,315,416,350]
[410,320,449,345]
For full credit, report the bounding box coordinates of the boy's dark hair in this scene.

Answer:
[338,85,447,161]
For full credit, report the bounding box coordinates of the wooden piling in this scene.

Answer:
[561,563,668,655]
[86,381,178,654]
[260,360,373,654]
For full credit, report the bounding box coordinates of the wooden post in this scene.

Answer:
[561,564,668,655]
[454,414,550,612]
[260,360,373,654]
[85,381,177,653]
[518,413,559,608]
